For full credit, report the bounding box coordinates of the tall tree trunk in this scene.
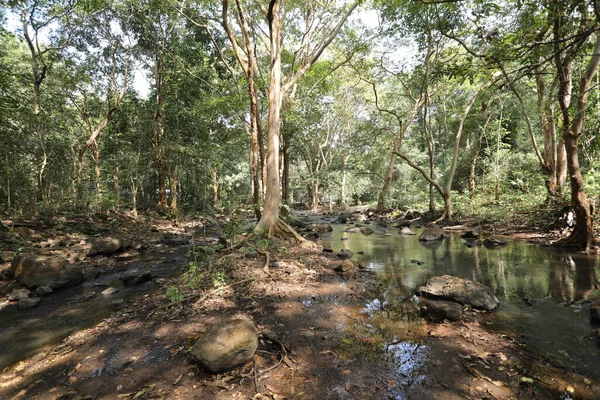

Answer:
[470,113,492,198]
[340,154,349,207]
[281,129,291,204]
[113,166,120,208]
[553,6,600,251]
[311,179,319,212]
[223,0,264,208]
[377,137,400,212]
[131,178,138,218]
[211,166,219,206]
[256,0,283,232]
[169,164,179,215]
[92,141,101,197]
[153,51,168,208]
[424,96,435,213]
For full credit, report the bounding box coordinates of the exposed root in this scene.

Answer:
[553,230,590,252]
[257,250,271,275]
[258,328,291,376]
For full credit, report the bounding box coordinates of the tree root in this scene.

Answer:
[266,218,306,242]
[554,230,590,251]
[258,328,292,376]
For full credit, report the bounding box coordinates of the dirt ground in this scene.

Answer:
[1,212,599,400]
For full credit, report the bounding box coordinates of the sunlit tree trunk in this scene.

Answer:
[211,166,218,207]
[153,50,168,208]
[311,179,319,212]
[377,137,400,212]
[553,3,600,251]
[340,154,349,207]
[169,164,179,215]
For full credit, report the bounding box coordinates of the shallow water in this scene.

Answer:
[319,224,600,380]
[0,246,190,370]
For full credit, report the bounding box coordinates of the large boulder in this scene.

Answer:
[10,254,83,289]
[192,318,258,373]
[418,226,448,242]
[417,275,499,311]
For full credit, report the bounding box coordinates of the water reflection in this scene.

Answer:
[320,226,599,303]
[319,224,600,379]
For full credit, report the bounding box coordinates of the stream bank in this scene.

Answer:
[1,211,599,399]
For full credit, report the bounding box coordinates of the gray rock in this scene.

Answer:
[109,299,124,307]
[0,267,12,279]
[35,286,53,296]
[342,227,361,233]
[18,297,41,309]
[87,237,130,256]
[420,298,464,322]
[461,230,480,239]
[192,318,258,373]
[10,254,83,289]
[400,227,415,236]
[101,287,119,296]
[418,275,499,311]
[336,249,353,259]
[308,223,333,233]
[289,218,308,229]
[419,226,448,242]
[335,213,349,224]
[349,213,367,223]
[405,211,423,220]
[360,227,374,235]
[483,237,507,248]
[121,272,153,286]
[9,288,31,301]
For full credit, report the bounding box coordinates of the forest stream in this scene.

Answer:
[1,217,600,399]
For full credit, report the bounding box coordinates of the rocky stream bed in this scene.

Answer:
[1,210,599,399]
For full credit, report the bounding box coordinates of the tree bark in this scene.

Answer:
[340,154,349,207]
[169,164,179,215]
[377,137,400,212]
[311,179,319,212]
[282,130,291,204]
[552,4,599,251]
[153,50,168,208]
[211,166,219,206]
[256,0,284,233]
